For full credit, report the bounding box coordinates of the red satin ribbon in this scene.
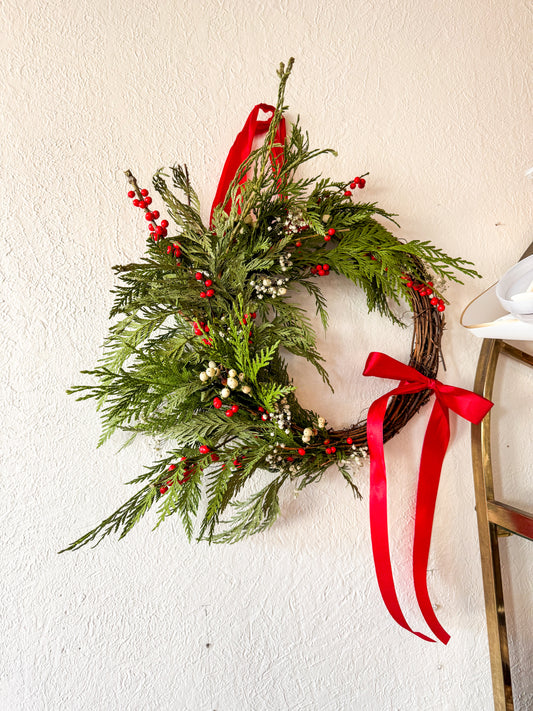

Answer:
[210,103,286,225]
[363,351,493,643]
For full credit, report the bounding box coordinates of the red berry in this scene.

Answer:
[149,224,155,232]
[430,297,438,306]
[210,453,220,462]
[152,210,160,219]
[168,464,176,471]
[204,279,212,287]
[427,281,433,287]
[331,446,336,454]
[206,289,215,297]
[295,241,302,247]
[213,397,222,409]
[145,212,153,221]
[159,486,168,495]
[194,328,202,336]
[349,182,356,189]
[324,235,331,242]
[318,269,325,276]
[140,188,149,196]
[358,178,366,188]
[298,448,306,456]
[199,445,210,454]
[161,219,168,228]
[325,447,332,454]
[261,414,268,421]
[138,200,146,209]
[166,245,172,254]
[231,404,239,413]
[251,312,257,319]
[132,199,140,207]
[406,281,413,288]
[225,409,233,417]
[344,190,352,197]
[323,264,330,271]
[323,439,330,445]
[346,437,353,445]
[258,406,265,412]
[195,272,203,280]
[287,456,294,462]
[204,326,209,333]
[353,177,361,185]
[200,292,206,298]
[327,228,336,236]
[233,459,240,466]
[144,196,152,205]
[437,304,445,312]
[426,288,433,295]
[127,190,135,198]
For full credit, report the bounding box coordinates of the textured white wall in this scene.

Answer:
[1,0,532,709]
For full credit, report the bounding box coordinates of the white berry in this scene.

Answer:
[221,388,230,398]
[227,377,238,389]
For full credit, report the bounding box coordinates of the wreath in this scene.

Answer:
[64,59,478,551]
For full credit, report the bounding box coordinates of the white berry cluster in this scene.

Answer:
[282,209,307,235]
[301,426,315,445]
[199,361,220,382]
[278,252,293,272]
[265,441,286,468]
[273,398,292,433]
[199,363,252,397]
[250,276,288,300]
[348,446,369,466]
[263,397,292,434]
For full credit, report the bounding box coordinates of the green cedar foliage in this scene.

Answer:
[62,59,479,551]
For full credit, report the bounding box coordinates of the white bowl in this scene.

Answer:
[495,254,533,318]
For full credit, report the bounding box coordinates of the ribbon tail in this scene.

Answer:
[367,387,435,643]
[412,400,451,644]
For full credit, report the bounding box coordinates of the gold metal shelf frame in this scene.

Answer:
[471,242,533,711]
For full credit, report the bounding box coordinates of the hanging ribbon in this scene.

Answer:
[210,103,286,225]
[363,351,493,644]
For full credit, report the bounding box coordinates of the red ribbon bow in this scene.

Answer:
[363,352,493,644]
[210,103,286,225]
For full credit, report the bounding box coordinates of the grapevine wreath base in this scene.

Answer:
[65,59,479,552]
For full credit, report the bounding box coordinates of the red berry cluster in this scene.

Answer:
[166,243,181,264]
[127,187,169,241]
[402,277,445,312]
[160,457,196,493]
[324,227,336,242]
[195,272,215,299]
[241,312,257,325]
[225,404,239,418]
[192,320,209,336]
[192,321,212,346]
[350,176,366,189]
[311,263,330,277]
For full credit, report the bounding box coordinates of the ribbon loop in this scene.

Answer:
[210,104,286,225]
[364,351,493,643]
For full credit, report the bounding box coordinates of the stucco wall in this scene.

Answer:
[1,1,532,709]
